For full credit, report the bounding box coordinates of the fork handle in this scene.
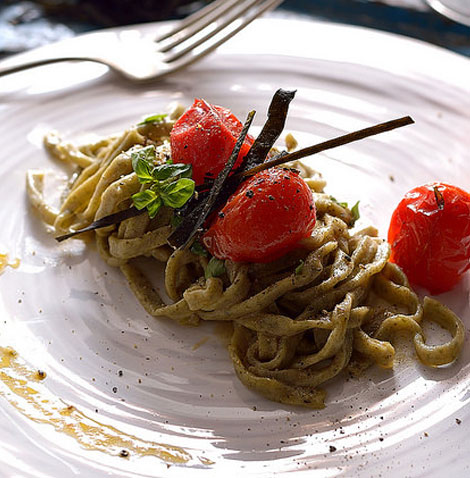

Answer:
[0,55,80,78]
[0,38,97,79]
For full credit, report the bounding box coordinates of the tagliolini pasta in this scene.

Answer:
[27,115,465,409]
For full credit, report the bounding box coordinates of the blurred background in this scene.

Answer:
[1,0,470,59]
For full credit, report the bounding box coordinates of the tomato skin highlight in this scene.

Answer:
[170,98,254,185]
[388,182,470,295]
[202,168,316,263]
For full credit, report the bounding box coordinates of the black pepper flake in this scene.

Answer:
[379,437,384,442]
[456,418,462,425]
[112,386,118,393]
[329,446,337,453]
[433,185,445,210]
[118,370,123,377]
[37,370,46,379]
[183,144,188,149]
[268,195,275,201]
[218,212,225,218]
[246,190,254,198]
[119,450,130,458]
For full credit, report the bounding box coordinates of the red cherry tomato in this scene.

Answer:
[388,182,470,295]
[202,168,316,263]
[170,99,254,185]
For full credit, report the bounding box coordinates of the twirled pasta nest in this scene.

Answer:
[27,118,465,409]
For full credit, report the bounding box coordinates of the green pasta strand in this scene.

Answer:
[26,118,466,410]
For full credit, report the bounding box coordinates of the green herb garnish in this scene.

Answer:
[205,257,226,279]
[138,113,168,126]
[132,146,157,183]
[350,201,360,226]
[170,213,183,228]
[191,240,209,257]
[295,260,304,275]
[330,196,348,208]
[131,146,195,219]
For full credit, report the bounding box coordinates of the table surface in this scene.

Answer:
[1,0,470,59]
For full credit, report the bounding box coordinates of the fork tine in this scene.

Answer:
[164,0,281,64]
[155,0,234,43]
[158,0,245,53]
[165,0,283,72]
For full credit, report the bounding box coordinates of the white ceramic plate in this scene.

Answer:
[1,18,470,478]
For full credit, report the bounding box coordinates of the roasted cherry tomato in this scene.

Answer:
[170,99,254,185]
[202,168,316,263]
[388,182,470,295]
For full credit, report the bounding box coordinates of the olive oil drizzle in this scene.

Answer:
[0,253,20,273]
[0,347,192,464]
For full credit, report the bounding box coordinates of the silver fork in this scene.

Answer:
[0,0,283,83]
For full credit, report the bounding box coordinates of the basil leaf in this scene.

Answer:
[330,196,348,208]
[190,240,209,257]
[179,164,192,179]
[160,178,195,209]
[131,146,156,183]
[350,200,360,225]
[295,260,304,275]
[205,257,226,279]
[153,163,192,181]
[147,196,162,219]
[132,189,158,210]
[138,113,168,126]
[171,213,183,227]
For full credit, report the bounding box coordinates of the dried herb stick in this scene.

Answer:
[55,207,144,242]
[240,116,414,178]
[241,88,296,172]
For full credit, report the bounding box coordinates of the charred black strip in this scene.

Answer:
[194,90,295,194]
[168,110,256,249]
[239,89,296,173]
[240,116,415,178]
[55,207,144,242]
